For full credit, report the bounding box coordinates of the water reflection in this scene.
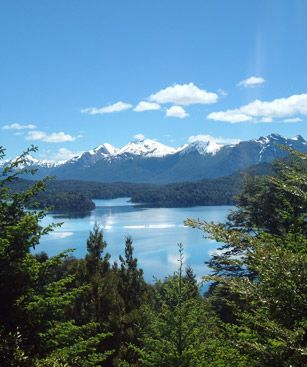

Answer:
[38,198,233,282]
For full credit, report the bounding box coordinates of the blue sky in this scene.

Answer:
[0,0,306,161]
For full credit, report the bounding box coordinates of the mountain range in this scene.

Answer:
[2,133,306,183]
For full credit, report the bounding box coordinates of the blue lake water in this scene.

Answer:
[39,198,233,281]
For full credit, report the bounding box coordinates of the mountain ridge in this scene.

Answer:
[1,133,306,183]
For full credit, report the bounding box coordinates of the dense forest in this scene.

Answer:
[8,179,152,212]
[0,145,306,366]
[130,163,272,206]
[9,162,272,210]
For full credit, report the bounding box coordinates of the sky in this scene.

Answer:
[0,0,307,161]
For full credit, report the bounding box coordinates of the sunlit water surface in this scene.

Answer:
[38,198,233,281]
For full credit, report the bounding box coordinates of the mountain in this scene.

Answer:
[2,134,306,183]
[67,143,118,167]
[117,138,177,157]
[179,140,222,156]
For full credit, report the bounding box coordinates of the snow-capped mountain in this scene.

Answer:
[1,134,306,183]
[253,134,306,161]
[61,138,222,167]
[116,138,177,158]
[179,140,222,156]
[66,143,118,166]
[0,154,60,169]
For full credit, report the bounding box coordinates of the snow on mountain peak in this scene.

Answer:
[117,138,177,157]
[180,139,222,156]
[1,155,58,168]
[2,134,304,170]
[255,133,284,145]
[291,135,305,143]
[90,143,118,156]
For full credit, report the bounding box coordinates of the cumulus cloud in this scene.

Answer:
[237,76,266,88]
[283,117,303,123]
[208,110,252,123]
[2,123,36,130]
[260,117,273,123]
[217,88,228,97]
[26,130,77,143]
[51,148,81,161]
[134,101,161,112]
[81,101,132,115]
[188,134,240,145]
[207,93,307,123]
[133,133,145,141]
[166,106,189,119]
[150,82,218,106]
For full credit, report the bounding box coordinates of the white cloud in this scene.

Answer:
[283,117,303,123]
[260,117,273,123]
[207,93,307,123]
[2,123,36,130]
[188,134,240,145]
[134,133,145,141]
[26,130,77,143]
[237,76,266,88]
[51,148,81,161]
[81,101,132,115]
[134,101,160,112]
[208,110,252,123]
[166,106,189,119]
[150,82,218,106]
[217,88,228,97]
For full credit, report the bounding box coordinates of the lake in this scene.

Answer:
[39,198,233,282]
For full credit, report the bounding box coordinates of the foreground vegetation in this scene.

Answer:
[0,145,306,366]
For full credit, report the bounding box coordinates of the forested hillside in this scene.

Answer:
[9,162,272,210]
[130,162,272,206]
[0,146,306,366]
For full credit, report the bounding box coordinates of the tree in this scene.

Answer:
[228,149,307,236]
[84,223,111,325]
[139,244,248,367]
[186,149,307,366]
[0,146,110,366]
[86,222,110,274]
[110,236,148,366]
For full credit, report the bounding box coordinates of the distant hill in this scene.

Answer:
[9,162,273,209]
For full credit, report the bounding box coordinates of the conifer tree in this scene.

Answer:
[113,236,148,365]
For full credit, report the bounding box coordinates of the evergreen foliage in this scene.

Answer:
[186,149,307,366]
[8,162,272,209]
[139,244,248,367]
[1,145,306,366]
[0,146,110,366]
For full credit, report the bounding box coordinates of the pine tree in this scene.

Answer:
[114,236,148,365]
